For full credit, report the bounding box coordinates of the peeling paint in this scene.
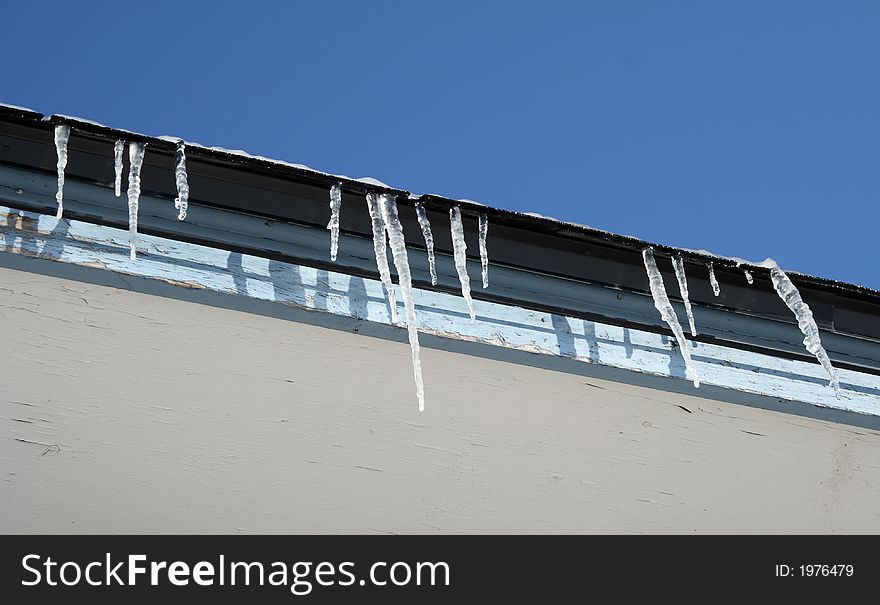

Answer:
[0,204,878,422]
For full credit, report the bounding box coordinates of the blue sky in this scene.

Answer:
[3,1,878,288]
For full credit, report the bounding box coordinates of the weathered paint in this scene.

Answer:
[2,163,877,371]
[1,205,878,422]
[1,265,879,533]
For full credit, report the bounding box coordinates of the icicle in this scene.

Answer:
[743,268,754,284]
[450,206,476,321]
[642,248,699,388]
[479,213,489,289]
[113,140,124,197]
[414,201,437,286]
[769,265,841,398]
[707,262,721,297]
[365,193,398,323]
[127,142,146,261]
[672,255,697,337]
[53,125,71,218]
[378,194,425,411]
[327,183,342,262]
[174,142,189,221]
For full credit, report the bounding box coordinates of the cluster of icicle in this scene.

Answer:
[643,248,700,388]
[328,188,491,409]
[52,126,191,261]
[366,193,399,323]
[52,124,842,405]
[53,124,496,410]
[365,192,424,410]
[643,251,841,397]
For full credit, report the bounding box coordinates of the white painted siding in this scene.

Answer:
[2,266,879,534]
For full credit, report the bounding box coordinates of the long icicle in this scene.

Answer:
[672,255,697,336]
[53,125,71,218]
[414,201,437,286]
[127,142,146,260]
[378,194,425,411]
[327,183,342,262]
[643,248,699,387]
[769,264,841,398]
[479,213,489,289]
[113,140,125,197]
[174,142,189,220]
[366,193,398,323]
[450,206,476,321]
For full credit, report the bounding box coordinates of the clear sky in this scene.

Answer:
[3,1,878,288]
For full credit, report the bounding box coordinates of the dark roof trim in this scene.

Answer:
[0,104,878,349]
[4,104,875,299]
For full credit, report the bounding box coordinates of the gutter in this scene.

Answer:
[0,104,878,373]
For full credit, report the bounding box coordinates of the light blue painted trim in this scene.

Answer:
[2,205,879,419]
[2,163,877,371]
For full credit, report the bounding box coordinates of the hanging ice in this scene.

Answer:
[366,193,398,323]
[414,201,437,286]
[707,262,721,297]
[113,140,124,197]
[174,142,189,221]
[642,248,699,388]
[127,142,146,261]
[479,213,489,289]
[53,125,71,218]
[672,255,697,337]
[450,206,476,321]
[769,264,840,397]
[378,193,425,411]
[743,268,754,284]
[327,183,342,262]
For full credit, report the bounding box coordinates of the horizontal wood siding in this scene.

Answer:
[1,265,879,533]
